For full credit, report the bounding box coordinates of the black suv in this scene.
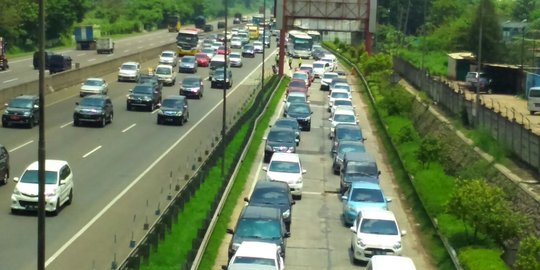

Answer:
[340,152,380,194]
[126,83,162,111]
[284,102,312,131]
[211,68,233,89]
[2,95,40,128]
[0,144,9,185]
[49,54,72,74]
[264,126,298,162]
[157,95,189,126]
[244,181,295,232]
[139,74,163,93]
[73,95,114,127]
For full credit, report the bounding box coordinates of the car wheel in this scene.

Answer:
[73,118,80,127]
[530,111,535,115]
[157,116,163,125]
[100,116,106,127]
[2,120,8,128]
[28,117,35,128]
[306,125,311,131]
[149,103,155,112]
[1,170,8,185]
[51,199,60,216]
[179,116,185,126]
[66,189,73,205]
[108,113,113,124]
[11,208,19,215]
[127,104,132,111]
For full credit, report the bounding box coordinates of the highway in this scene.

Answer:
[0,32,278,269]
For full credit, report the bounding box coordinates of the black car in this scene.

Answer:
[33,51,54,70]
[331,124,364,154]
[284,102,312,131]
[242,44,255,58]
[312,49,329,61]
[340,152,380,194]
[264,126,298,162]
[0,144,9,185]
[332,140,366,175]
[217,21,226,29]
[227,205,289,260]
[49,54,72,74]
[2,95,40,128]
[126,83,162,111]
[244,181,295,232]
[139,74,163,93]
[179,76,204,99]
[272,118,301,142]
[233,17,241,24]
[211,68,233,89]
[203,24,214,32]
[73,95,114,127]
[157,95,189,126]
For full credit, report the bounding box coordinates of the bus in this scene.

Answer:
[307,30,321,44]
[252,14,264,26]
[176,29,200,56]
[248,25,260,40]
[286,30,313,59]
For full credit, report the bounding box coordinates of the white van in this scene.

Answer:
[209,55,229,79]
[527,86,540,115]
[366,255,416,270]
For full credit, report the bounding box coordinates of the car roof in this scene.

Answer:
[253,180,290,191]
[163,95,186,101]
[336,123,360,130]
[270,152,300,163]
[82,94,108,100]
[350,181,382,189]
[333,98,352,102]
[183,75,202,81]
[230,52,241,57]
[26,160,68,171]
[85,77,104,81]
[234,241,280,259]
[288,91,307,97]
[344,151,375,163]
[122,61,139,66]
[323,72,339,76]
[334,108,356,115]
[269,126,295,133]
[13,95,38,100]
[156,64,173,69]
[360,208,396,221]
[369,255,416,270]
[331,89,350,94]
[300,64,313,68]
[161,50,175,54]
[275,117,299,124]
[241,205,281,219]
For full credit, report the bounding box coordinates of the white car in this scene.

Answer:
[11,160,74,215]
[350,208,406,262]
[231,37,243,49]
[328,89,352,111]
[211,41,223,51]
[367,255,416,270]
[330,82,351,93]
[321,55,337,71]
[229,52,243,67]
[201,47,216,59]
[118,61,141,82]
[329,107,358,136]
[226,241,285,270]
[312,61,329,79]
[80,78,108,97]
[253,41,264,53]
[320,72,339,90]
[331,98,354,115]
[263,152,306,199]
[154,64,176,86]
[159,50,177,66]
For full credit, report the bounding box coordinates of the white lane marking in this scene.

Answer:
[303,191,322,195]
[1,69,12,73]
[151,109,159,114]
[60,121,73,128]
[88,58,96,62]
[45,50,277,267]
[122,123,136,133]
[106,54,114,57]
[82,145,102,158]
[77,53,86,57]
[123,49,129,53]
[9,140,34,152]
[3,78,18,84]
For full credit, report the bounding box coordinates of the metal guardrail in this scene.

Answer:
[325,45,463,270]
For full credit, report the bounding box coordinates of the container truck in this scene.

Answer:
[0,37,8,71]
[167,15,181,32]
[74,25,101,50]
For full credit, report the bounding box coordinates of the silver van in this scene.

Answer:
[527,86,540,115]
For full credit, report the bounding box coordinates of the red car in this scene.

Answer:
[195,53,210,67]
[286,79,309,96]
[217,46,231,55]
[299,66,314,82]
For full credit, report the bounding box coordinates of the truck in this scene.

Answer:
[167,15,181,32]
[96,37,114,54]
[0,37,8,71]
[74,25,101,50]
[194,16,206,29]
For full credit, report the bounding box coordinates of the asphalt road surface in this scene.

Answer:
[0,37,278,270]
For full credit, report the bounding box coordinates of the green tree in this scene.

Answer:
[46,0,90,41]
[512,0,535,21]
[467,0,504,63]
[416,136,441,168]
[514,236,540,270]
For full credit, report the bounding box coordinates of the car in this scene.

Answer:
[195,53,211,67]
[224,241,284,270]
[264,152,306,199]
[209,55,229,79]
[49,54,72,74]
[178,56,198,73]
[73,95,114,127]
[244,181,295,232]
[320,72,339,90]
[232,17,241,25]
[299,64,314,81]
[126,83,162,111]
[80,78,109,97]
[331,98,355,116]
[201,47,216,59]
[158,50,177,66]
[229,52,243,67]
[328,89,352,112]
[332,140,366,174]
[312,49,329,61]
[138,74,163,93]
[321,55,337,71]
[202,38,215,48]
[253,41,264,53]
[272,117,301,142]
[350,208,406,262]
[217,46,231,55]
[211,68,233,89]
[331,123,364,154]
[217,21,226,29]
[216,33,226,42]
[11,159,74,215]
[154,64,177,86]
[292,71,311,87]
[259,34,271,48]
[263,126,298,162]
[465,71,491,92]
[312,61,329,78]
[367,255,417,270]
[226,205,289,260]
[238,32,250,45]
[284,102,312,131]
[342,181,391,226]
[179,76,204,99]
[340,152,380,194]
[329,79,350,92]
[2,95,40,128]
[230,37,243,49]
[242,44,255,58]
[286,79,308,96]
[329,107,358,135]
[157,95,189,126]
[211,41,223,51]
[241,16,249,22]
[118,61,141,82]
[284,92,309,113]
[0,144,9,185]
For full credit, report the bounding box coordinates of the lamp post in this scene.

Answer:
[475,0,484,127]
[37,0,46,269]
[521,19,527,71]
[262,0,266,89]
[221,0,228,178]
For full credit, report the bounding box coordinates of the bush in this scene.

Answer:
[458,247,508,270]
[514,236,540,270]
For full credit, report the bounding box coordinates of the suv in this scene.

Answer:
[340,152,380,194]
[49,54,72,74]
[73,95,114,127]
[126,83,162,111]
[263,126,298,162]
[11,159,74,215]
[118,62,141,82]
[157,95,189,126]
[154,64,177,86]
[2,95,40,128]
[211,68,233,89]
[245,181,295,232]
[227,205,289,260]
[179,76,204,99]
[159,50,177,66]
[465,71,491,92]
[0,144,9,185]
[139,74,163,93]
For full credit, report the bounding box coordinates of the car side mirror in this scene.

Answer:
[302,169,307,174]
[59,179,67,185]
[75,102,80,106]
[129,89,133,92]
[226,228,234,234]
[284,232,291,238]
[401,230,407,236]
[33,104,39,109]
[13,177,19,182]
[221,265,228,270]
[341,195,347,200]
[378,171,381,176]
[291,201,296,205]
[262,167,268,171]
[350,226,356,233]
[328,118,332,121]
[386,197,392,202]
[243,197,249,203]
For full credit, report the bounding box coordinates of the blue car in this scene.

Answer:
[341,181,391,226]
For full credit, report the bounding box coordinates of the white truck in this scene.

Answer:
[96,37,114,54]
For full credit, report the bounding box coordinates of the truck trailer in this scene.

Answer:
[0,37,8,71]
[74,25,101,50]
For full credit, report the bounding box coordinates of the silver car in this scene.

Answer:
[80,78,108,97]
[229,52,243,67]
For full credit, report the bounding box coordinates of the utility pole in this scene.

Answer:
[475,0,484,127]
[221,0,228,178]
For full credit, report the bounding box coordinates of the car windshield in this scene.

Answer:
[338,144,365,156]
[360,219,398,235]
[162,99,183,108]
[79,98,105,107]
[331,92,349,99]
[254,42,262,46]
[195,54,207,59]
[336,128,362,140]
[121,64,137,70]
[251,189,289,205]
[350,188,384,203]
[289,104,310,114]
[323,73,338,79]
[235,219,282,239]
[8,99,33,109]
[300,67,312,73]
[232,38,241,42]
[346,162,378,176]
[84,79,104,86]
[244,45,254,50]
[20,170,58,184]
[293,73,308,80]
[289,81,305,88]
[334,100,353,107]
[230,54,241,60]
[182,57,195,63]
[287,95,306,103]
[233,256,276,266]
[161,52,174,58]
[275,120,298,130]
[269,161,300,173]
[334,114,355,123]
[268,130,294,142]
[202,49,214,55]
[132,86,153,94]
[155,67,171,75]
[182,78,200,87]
[313,63,325,69]
[334,84,350,91]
